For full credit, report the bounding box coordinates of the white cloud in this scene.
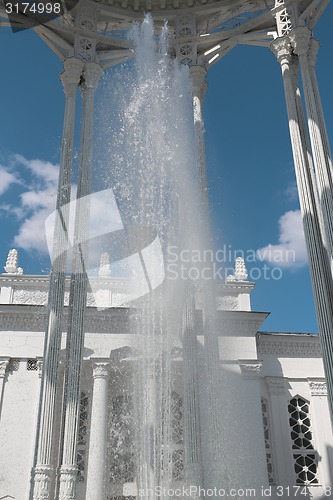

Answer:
[285,180,298,202]
[0,155,62,254]
[256,210,308,269]
[0,166,20,194]
[13,154,59,184]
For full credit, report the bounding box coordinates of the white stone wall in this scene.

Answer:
[0,360,40,499]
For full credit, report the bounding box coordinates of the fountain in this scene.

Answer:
[1,0,330,498]
[94,16,224,497]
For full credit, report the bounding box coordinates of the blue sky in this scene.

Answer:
[0,5,332,332]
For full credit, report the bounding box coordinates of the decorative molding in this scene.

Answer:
[58,465,77,499]
[308,379,327,396]
[238,359,262,379]
[266,377,287,395]
[0,306,132,333]
[216,295,238,311]
[257,339,321,358]
[92,362,109,379]
[32,465,53,500]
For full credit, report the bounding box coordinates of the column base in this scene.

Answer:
[31,465,53,500]
[58,465,77,500]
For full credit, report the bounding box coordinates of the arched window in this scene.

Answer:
[288,396,318,485]
[261,398,275,485]
[77,391,89,482]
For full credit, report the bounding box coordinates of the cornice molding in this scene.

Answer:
[0,305,133,333]
[257,335,321,358]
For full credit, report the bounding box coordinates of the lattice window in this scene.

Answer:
[77,391,89,482]
[27,359,38,371]
[288,396,318,485]
[261,398,275,485]
[108,394,136,484]
[170,391,184,481]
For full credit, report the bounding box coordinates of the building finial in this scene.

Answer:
[4,249,23,275]
[234,257,248,281]
[226,256,248,282]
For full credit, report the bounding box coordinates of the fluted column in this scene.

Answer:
[271,36,333,422]
[190,65,208,196]
[58,61,103,500]
[291,27,333,267]
[182,283,203,497]
[31,57,83,500]
[307,380,333,486]
[85,362,109,500]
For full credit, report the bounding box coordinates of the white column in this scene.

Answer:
[58,61,103,500]
[0,357,9,418]
[308,380,333,487]
[266,378,294,486]
[271,36,333,424]
[291,27,333,267]
[85,362,109,500]
[31,57,83,500]
[190,65,208,196]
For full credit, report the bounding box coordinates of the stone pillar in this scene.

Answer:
[0,358,9,418]
[85,362,109,500]
[266,378,294,485]
[308,379,333,486]
[291,27,333,267]
[271,36,333,422]
[31,57,83,500]
[182,283,203,496]
[58,61,103,500]
[190,65,208,196]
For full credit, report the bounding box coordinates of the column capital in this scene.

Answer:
[238,359,263,379]
[92,362,109,379]
[82,62,103,93]
[266,377,287,395]
[270,36,292,66]
[290,26,312,57]
[190,65,208,100]
[308,38,320,68]
[60,57,84,96]
[308,378,327,396]
[37,358,43,379]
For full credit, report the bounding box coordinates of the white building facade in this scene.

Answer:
[0,255,332,500]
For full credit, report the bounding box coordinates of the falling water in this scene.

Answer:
[94,14,260,500]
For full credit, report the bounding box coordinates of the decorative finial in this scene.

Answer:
[4,249,23,275]
[234,257,248,281]
[226,257,248,282]
[99,252,111,277]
